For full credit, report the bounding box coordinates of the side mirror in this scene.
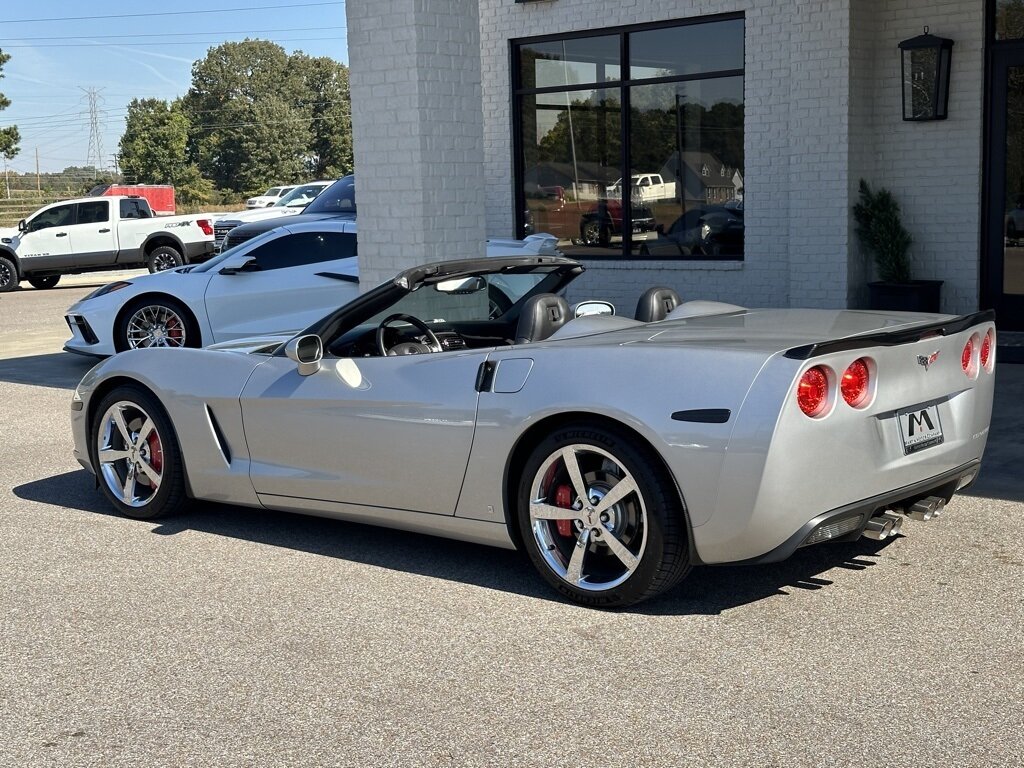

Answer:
[17,219,26,233]
[219,257,260,275]
[574,300,615,318]
[284,334,323,376]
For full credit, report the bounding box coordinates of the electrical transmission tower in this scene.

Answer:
[80,87,105,172]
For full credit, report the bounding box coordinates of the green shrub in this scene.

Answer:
[853,179,913,283]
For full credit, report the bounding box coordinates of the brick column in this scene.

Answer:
[346,0,487,288]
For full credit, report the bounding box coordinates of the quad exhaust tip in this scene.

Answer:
[905,496,946,522]
[863,511,906,541]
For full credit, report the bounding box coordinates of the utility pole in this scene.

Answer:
[35,147,40,193]
[80,86,105,172]
[3,156,9,199]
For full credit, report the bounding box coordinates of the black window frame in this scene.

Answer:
[511,12,745,261]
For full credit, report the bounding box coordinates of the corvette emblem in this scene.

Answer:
[917,351,940,370]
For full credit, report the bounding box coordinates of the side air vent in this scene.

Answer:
[205,405,232,465]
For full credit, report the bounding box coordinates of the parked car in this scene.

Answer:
[660,205,744,257]
[219,176,355,253]
[213,181,335,250]
[608,173,677,203]
[0,196,215,292]
[579,198,657,246]
[70,254,995,607]
[63,214,559,356]
[246,185,296,209]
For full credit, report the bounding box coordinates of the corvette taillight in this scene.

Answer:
[798,366,830,417]
[980,329,995,371]
[841,358,871,407]
[962,336,977,377]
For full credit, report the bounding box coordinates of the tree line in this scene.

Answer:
[118,40,353,204]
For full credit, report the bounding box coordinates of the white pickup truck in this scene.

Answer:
[0,196,215,291]
[609,173,677,203]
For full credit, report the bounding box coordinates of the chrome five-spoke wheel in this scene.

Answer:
[97,401,164,508]
[126,305,187,349]
[529,444,647,591]
[91,386,189,519]
[518,424,691,607]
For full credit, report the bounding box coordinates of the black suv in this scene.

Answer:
[221,176,356,252]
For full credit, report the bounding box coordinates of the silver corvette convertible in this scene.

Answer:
[71,256,996,607]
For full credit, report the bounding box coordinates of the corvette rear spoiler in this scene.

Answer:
[783,309,996,360]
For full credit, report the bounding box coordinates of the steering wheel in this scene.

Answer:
[375,313,443,356]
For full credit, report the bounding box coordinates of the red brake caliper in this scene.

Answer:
[146,432,163,483]
[166,316,183,342]
[555,484,574,537]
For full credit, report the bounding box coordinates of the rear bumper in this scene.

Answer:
[185,240,215,263]
[726,460,981,565]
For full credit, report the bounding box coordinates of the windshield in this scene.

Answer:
[303,176,355,215]
[189,229,279,273]
[274,183,328,207]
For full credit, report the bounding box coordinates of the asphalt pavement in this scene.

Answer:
[1,277,1022,767]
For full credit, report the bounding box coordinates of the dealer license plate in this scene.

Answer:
[898,404,944,455]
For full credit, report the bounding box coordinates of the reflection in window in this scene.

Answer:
[520,88,622,254]
[997,0,1024,40]
[514,17,744,261]
[628,77,744,260]
[518,35,620,90]
[628,19,743,79]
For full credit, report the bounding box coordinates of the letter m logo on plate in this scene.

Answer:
[898,405,944,455]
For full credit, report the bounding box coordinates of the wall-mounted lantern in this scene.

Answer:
[899,27,954,121]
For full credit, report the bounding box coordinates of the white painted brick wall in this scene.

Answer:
[347,0,487,288]
[478,0,984,315]
[850,0,984,315]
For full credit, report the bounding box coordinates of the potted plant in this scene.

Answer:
[853,179,942,312]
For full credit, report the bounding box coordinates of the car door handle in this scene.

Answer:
[98,228,111,233]
[55,232,68,237]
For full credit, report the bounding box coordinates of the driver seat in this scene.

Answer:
[515,294,571,344]
[635,286,681,323]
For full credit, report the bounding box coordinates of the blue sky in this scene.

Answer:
[0,1,348,174]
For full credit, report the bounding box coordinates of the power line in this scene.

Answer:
[0,25,346,42]
[2,2,344,25]
[81,87,105,171]
[0,36,344,49]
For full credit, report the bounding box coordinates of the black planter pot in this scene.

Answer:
[867,280,943,313]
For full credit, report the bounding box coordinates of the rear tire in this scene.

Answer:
[147,245,184,273]
[89,384,190,520]
[28,275,60,290]
[0,255,18,292]
[516,422,691,607]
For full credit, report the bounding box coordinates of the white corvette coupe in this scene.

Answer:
[63,222,561,356]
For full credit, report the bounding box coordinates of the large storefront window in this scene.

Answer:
[513,15,744,260]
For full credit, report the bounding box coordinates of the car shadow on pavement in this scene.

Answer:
[16,469,900,615]
[0,353,96,390]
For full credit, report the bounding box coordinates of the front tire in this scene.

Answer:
[147,245,184,273]
[28,275,60,290]
[516,423,691,607]
[115,297,201,351]
[0,255,18,292]
[90,385,189,520]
